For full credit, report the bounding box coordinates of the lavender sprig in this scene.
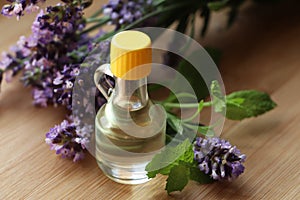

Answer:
[1,0,45,20]
[45,115,92,162]
[193,137,246,181]
[0,36,31,86]
[20,4,88,108]
[103,0,154,29]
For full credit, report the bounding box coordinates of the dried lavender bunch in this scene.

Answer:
[45,115,92,162]
[45,40,113,162]
[193,137,246,181]
[21,4,88,108]
[0,1,110,162]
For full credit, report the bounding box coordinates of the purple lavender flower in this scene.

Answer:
[20,4,88,108]
[45,115,93,162]
[0,53,13,72]
[193,137,246,181]
[1,1,112,161]
[0,37,31,85]
[103,0,153,29]
[1,0,45,20]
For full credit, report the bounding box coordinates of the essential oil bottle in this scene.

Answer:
[94,31,166,184]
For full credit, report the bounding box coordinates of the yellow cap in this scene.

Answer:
[110,31,152,80]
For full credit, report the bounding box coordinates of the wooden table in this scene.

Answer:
[0,1,299,199]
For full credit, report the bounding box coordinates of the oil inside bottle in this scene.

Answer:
[95,97,166,184]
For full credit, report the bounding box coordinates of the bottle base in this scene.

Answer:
[97,159,151,185]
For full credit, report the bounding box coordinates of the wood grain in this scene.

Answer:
[1,1,300,199]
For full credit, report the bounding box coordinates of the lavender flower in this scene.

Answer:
[45,38,113,161]
[103,0,153,29]
[0,53,13,84]
[1,0,45,20]
[45,115,92,162]
[0,36,31,85]
[1,2,113,160]
[193,137,246,181]
[20,4,88,108]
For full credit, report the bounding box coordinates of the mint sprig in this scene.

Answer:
[225,90,277,120]
[146,139,213,194]
[211,80,226,113]
[210,80,277,120]
[165,164,190,194]
[163,80,276,139]
[146,139,194,178]
[153,80,276,194]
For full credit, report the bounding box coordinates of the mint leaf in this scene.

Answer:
[205,47,222,65]
[189,163,214,184]
[198,99,205,112]
[166,164,190,194]
[211,80,226,113]
[226,90,277,120]
[176,51,209,100]
[225,101,250,120]
[173,48,222,101]
[167,113,183,135]
[146,139,193,178]
[166,113,197,141]
[198,125,215,137]
[165,161,214,194]
[208,0,229,11]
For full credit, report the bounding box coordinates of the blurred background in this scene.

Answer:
[1,0,300,93]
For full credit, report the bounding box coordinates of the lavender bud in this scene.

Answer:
[193,137,246,181]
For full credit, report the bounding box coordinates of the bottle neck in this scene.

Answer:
[112,77,149,111]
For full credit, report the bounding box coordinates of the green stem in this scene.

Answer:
[82,17,110,34]
[152,0,167,7]
[182,107,202,123]
[182,123,198,130]
[164,92,197,103]
[86,17,108,23]
[165,134,186,144]
[190,13,196,38]
[163,101,212,109]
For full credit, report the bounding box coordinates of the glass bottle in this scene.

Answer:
[94,31,166,184]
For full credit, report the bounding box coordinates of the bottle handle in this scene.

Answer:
[94,64,115,101]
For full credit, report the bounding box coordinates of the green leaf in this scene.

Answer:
[197,126,215,137]
[166,164,190,194]
[225,90,277,120]
[167,113,183,134]
[227,7,238,28]
[176,14,190,34]
[208,0,229,11]
[205,47,222,65]
[146,139,194,178]
[174,47,221,101]
[176,53,209,100]
[211,80,226,113]
[189,163,214,184]
[226,0,245,28]
[200,7,210,37]
[198,100,204,112]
